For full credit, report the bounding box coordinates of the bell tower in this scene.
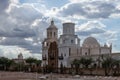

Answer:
[47,20,58,39]
[42,20,58,73]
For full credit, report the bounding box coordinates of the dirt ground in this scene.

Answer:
[0,71,119,80]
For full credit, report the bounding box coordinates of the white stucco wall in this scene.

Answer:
[101,48,111,54]
[63,23,75,35]
[90,48,100,55]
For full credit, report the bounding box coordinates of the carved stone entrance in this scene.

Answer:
[48,41,58,72]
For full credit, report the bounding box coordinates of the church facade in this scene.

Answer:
[41,20,112,70]
[42,20,58,72]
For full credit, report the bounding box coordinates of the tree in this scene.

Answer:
[0,57,14,70]
[6,59,15,70]
[35,60,42,67]
[25,57,37,64]
[102,57,112,76]
[111,59,120,76]
[72,59,80,74]
[80,57,93,68]
[25,57,41,72]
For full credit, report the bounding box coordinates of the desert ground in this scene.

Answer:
[0,71,119,80]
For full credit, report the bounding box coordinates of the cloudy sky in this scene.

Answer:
[0,0,120,59]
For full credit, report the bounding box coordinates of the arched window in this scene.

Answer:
[52,63,54,66]
[69,48,71,56]
[50,32,52,37]
[47,43,48,46]
[60,39,62,44]
[63,40,65,44]
[75,38,78,44]
[44,42,46,46]
[47,32,49,38]
[77,49,78,55]
[64,53,66,56]
[71,40,73,44]
[54,32,56,37]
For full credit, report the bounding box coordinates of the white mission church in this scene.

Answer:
[41,20,117,71]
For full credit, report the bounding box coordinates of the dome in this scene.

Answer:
[82,37,100,47]
[47,20,57,30]
[18,53,23,59]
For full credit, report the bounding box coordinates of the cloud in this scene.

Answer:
[0,27,36,38]
[69,0,120,3]
[21,44,42,53]
[19,0,42,3]
[9,4,43,23]
[32,19,49,42]
[0,0,120,59]
[0,0,10,13]
[59,0,120,19]
[0,0,49,56]
[0,38,30,46]
[0,46,41,59]
[0,37,42,54]
[76,21,106,36]
[0,3,44,38]
[76,21,117,44]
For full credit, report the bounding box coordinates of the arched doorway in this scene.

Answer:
[48,41,58,72]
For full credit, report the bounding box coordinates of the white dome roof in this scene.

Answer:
[83,37,100,47]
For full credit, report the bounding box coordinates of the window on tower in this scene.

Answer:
[63,40,65,44]
[71,40,73,44]
[52,63,54,66]
[60,39,62,44]
[64,53,66,56]
[69,48,71,56]
[44,42,46,46]
[47,43,48,46]
[47,32,49,38]
[75,38,78,44]
[54,32,56,37]
[77,49,78,55]
[50,32,52,37]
